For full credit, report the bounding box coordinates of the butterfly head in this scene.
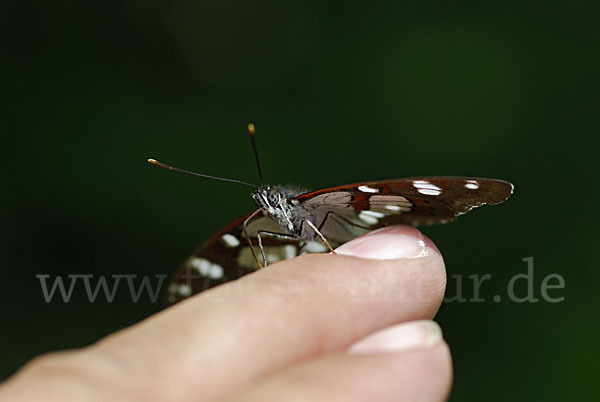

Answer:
[252,186,296,233]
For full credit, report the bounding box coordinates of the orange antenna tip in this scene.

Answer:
[147,158,170,169]
[247,123,256,135]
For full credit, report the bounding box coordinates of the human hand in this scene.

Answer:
[0,225,451,402]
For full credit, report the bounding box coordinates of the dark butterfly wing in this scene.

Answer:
[166,212,300,303]
[167,177,513,303]
[296,177,513,244]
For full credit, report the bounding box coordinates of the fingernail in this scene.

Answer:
[335,225,438,259]
[348,320,443,354]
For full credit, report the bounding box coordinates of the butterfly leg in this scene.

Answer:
[302,219,337,254]
[319,210,373,232]
[298,212,371,255]
[242,209,265,269]
[256,230,300,267]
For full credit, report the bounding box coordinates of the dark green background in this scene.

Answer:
[2,0,597,400]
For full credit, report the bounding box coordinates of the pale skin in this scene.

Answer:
[0,225,452,402]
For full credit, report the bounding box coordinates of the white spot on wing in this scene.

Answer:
[413,180,442,196]
[361,210,385,218]
[208,264,224,279]
[359,210,379,225]
[266,253,280,263]
[190,258,210,275]
[304,241,328,253]
[417,188,442,196]
[221,233,240,247]
[190,257,223,279]
[465,180,480,190]
[358,185,378,193]
[413,180,439,189]
[386,205,402,211]
[177,283,192,297]
[283,244,297,259]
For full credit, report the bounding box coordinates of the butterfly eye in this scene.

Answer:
[268,193,279,204]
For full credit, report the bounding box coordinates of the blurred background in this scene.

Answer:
[2,0,598,400]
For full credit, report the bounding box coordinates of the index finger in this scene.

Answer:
[95,225,446,400]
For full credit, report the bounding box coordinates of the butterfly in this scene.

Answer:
[149,124,514,304]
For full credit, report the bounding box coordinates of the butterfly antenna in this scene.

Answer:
[247,123,265,186]
[147,159,258,188]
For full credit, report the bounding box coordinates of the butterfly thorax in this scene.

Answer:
[251,186,314,240]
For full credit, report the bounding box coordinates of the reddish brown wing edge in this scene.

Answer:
[295,177,514,226]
